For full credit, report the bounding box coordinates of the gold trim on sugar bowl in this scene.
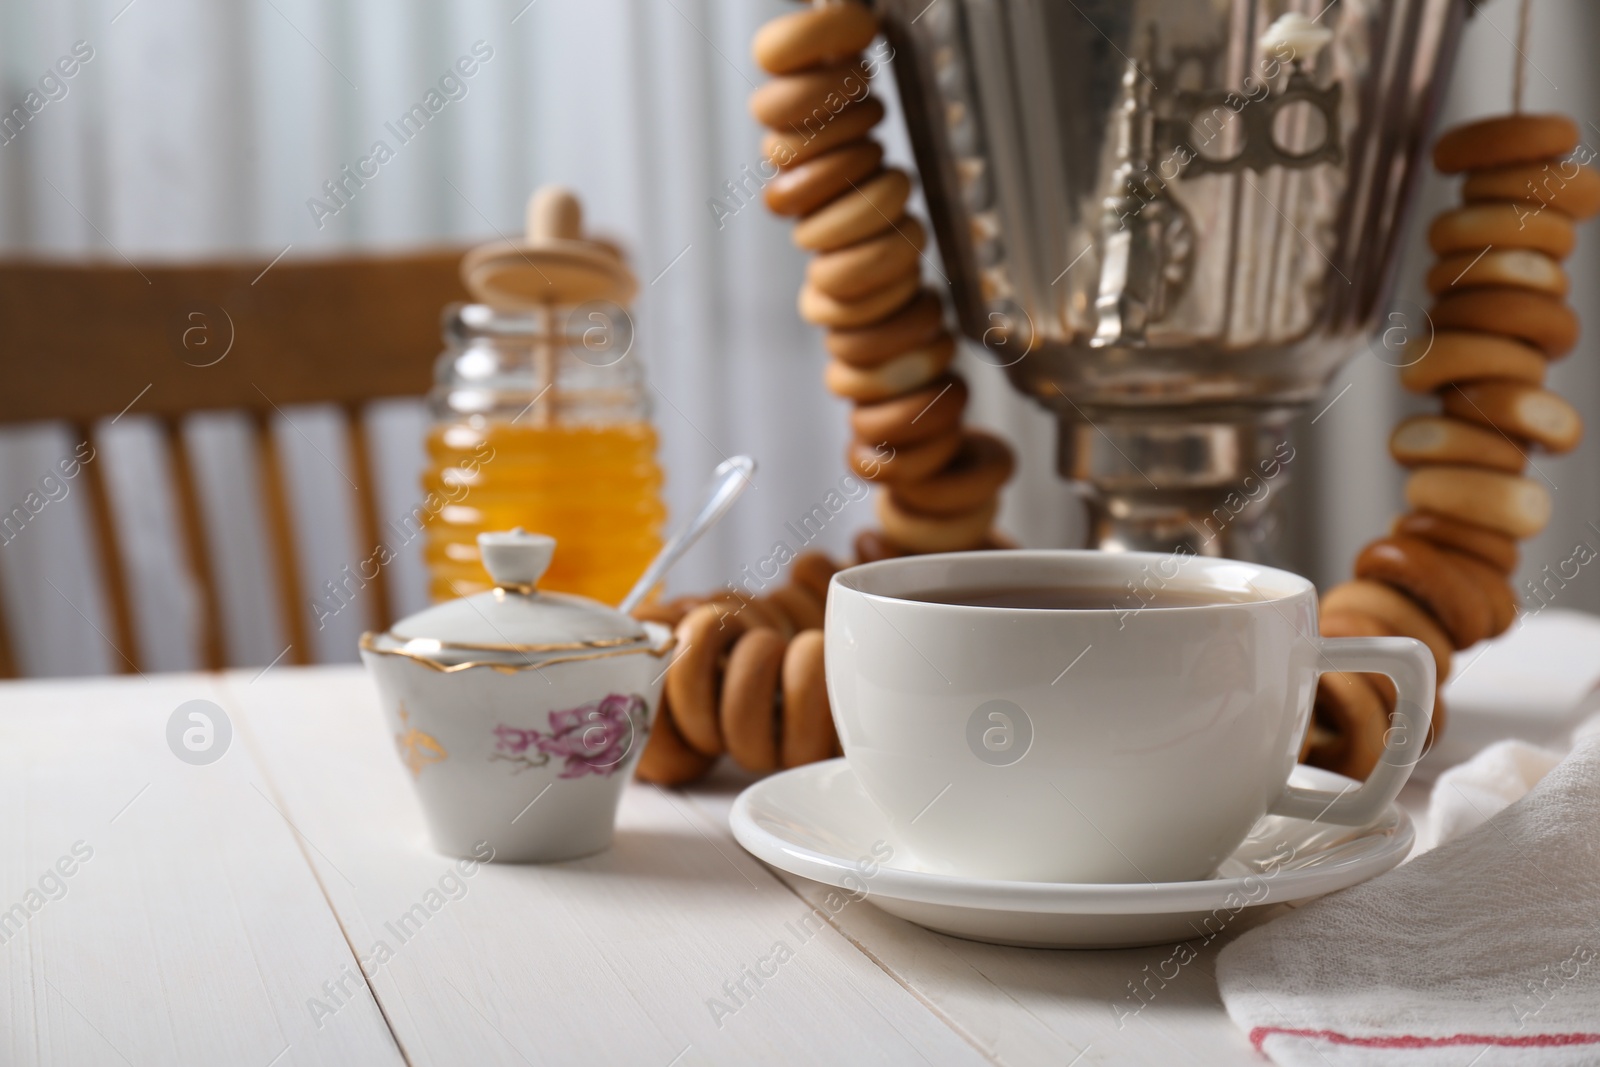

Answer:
[398,632,647,654]
[359,630,676,675]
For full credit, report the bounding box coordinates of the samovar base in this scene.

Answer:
[1057,413,1297,564]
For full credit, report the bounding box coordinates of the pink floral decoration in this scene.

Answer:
[493,693,648,779]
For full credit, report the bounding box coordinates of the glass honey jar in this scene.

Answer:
[420,188,666,605]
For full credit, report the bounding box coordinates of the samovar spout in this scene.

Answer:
[1092,46,1195,348]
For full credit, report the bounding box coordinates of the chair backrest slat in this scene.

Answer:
[74,423,143,675]
[343,404,394,633]
[0,566,16,678]
[161,417,225,671]
[252,411,310,667]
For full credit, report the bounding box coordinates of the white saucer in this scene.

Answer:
[729,759,1412,949]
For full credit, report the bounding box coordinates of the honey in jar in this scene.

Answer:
[421,188,665,605]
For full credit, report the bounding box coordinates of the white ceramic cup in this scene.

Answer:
[825,550,1435,884]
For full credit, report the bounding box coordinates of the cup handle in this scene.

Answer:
[1267,635,1436,827]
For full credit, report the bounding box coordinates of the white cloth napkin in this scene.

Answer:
[1423,609,1600,775]
[1216,722,1600,1065]
[1418,738,1564,851]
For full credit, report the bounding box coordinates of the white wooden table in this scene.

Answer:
[0,665,1424,1066]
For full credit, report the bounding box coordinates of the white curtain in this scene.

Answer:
[0,0,1594,676]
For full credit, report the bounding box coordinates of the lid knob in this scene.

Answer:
[478,528,555,590]
[1259,13,1333,62]
[527,185,582,244]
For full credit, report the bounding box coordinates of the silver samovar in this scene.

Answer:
[873,0,1466,561]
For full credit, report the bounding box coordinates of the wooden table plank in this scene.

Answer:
[683,774,1286,1066]
[773,881,1279,1067]
[0,673,402,1067]
[220,666,988,1066]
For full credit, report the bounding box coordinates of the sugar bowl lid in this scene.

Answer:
[375,529,650,667]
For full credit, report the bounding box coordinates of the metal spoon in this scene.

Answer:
[618,455,756,615]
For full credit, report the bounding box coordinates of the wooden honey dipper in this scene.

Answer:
[750,0,1016,559]
[632,552,844,785]
[1306,108,1595,780]
[458,186,637,423]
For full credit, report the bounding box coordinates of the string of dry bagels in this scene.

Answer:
[635,0,1021,785]
[1308,110,1595,780]
[750,0,1017,562]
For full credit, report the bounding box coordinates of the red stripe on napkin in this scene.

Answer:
[1251,1028,1600,1052]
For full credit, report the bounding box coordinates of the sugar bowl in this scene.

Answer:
[360,529,674,862]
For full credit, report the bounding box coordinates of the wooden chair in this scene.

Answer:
[0,250,471,677]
